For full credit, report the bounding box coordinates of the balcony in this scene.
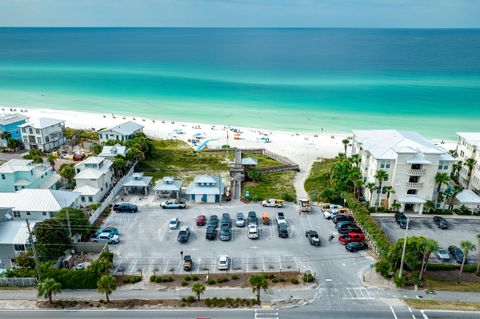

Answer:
[408,168,426,176]
[405,182,424,189]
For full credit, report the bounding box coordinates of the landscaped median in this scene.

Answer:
[404,298,480,312]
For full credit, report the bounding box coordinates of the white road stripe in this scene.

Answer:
[409,307,417,319]
[390,306,398,319]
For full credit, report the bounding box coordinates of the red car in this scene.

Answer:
[73,153,86,161]
[196,215,207,226]
[338,232,365,245]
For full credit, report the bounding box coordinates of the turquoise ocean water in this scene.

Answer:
[0,28,479,138]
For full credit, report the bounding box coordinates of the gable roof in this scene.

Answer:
[19,117,64,129]
[0,220,37,245]
[103,121,144,136]
[455,189,480,205]
[0,159,35,173]
[0,113,28,126]
[0,189,79,212]
[99,144,127,157]
[74,185,100,196]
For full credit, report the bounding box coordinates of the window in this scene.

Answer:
[99,133,103,139]
[26,212,31,216]
[35,129,40,134]
[409,176,419,183]
[89,196,93,202]
[22,128,26,133]
[13,212,20,218]
[438,161,449,170]
[45,136,50,142]
[382,186,387,194]
[29,128,33,134]
[81,196,86,202]
[14,244,25,251]
[460,150,465,157]
[36,137,42,144]
[1,174,4,180]
[42,212,47,216]
[380,161,391,169]
[14,186,18,191]
[407,189,417,195]
[411,164,421,170]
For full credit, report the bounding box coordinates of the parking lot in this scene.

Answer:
[375,215,480,262]
[102,199,372,278]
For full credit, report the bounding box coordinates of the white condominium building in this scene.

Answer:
[456,132,480,193]
[352,130,455,213]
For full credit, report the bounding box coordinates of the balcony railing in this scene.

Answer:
[405,182,424,189]
[408,168,426,176]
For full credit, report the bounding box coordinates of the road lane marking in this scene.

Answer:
[390,306,398,319]
[408,307,417,319]
[420,310,428,319]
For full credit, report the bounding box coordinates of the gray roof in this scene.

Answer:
[186,175,224,195]
[104,121,144,136]
[0,113,28,126]
[457,132,480,148]
[0,159,35,173]
[123,173,153,188]
[241,157,258,165]
[194,175,217,184]
[0,220,37,245]
[154,178,182,192]
[455,189,480,205]
[0,189,79,212]
[99,144,127,157]
[19,117,64,129]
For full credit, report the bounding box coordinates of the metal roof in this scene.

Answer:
[0,220,37,245]
[0,113,28,126]
[74,185,100,196]
[0,189,79,212]
[455,189,480,204]
[194,175,217,184]
[19,117,64,129]
[123,175,153,188]
[154,179,182,191]
[103,121,144,136]
[186,176,224,195]
[99,144,127,157]
[0,159,35,173]
[457,132,480,148]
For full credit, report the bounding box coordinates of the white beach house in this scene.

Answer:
[456,132,480,193]
[98,144,128,160]
[352,130,455,213]
[98,121,144,143]
[0,159,60,192]
[74,157,113,206]
[19,117,66,151]
[186,175,225,203]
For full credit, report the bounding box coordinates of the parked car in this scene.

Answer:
[338,232,365,245]
[221,213,231,228]
[248,224,259,239]
[73,153,86,161]
[322,204,342,219]
[262,199,284,208]
[436,248,450,262]
[262,212,270,225]
[177,225,191,243]
[433,216,448,229]
[394,212,409,229]
[161,199,187,209]
[169,217,180,230]
[218,255,230,270]
[448,245,465,264]
[335,221,356,231]
[247,211,258,226]
[277,223,289,238]
[345,242,368,252]
[338,226,362,234]
[332,215,354,224]
[90,232,120,244]
[219,225,232,241]
[208,215,218,228]
[113,203,138,213]
[205,225,217,240]
[305,230,320,246]
[235,212,245,227]
[275,212,288,225]
[97,226,119,236]
[183,255,192,271]
[196,215,207,226]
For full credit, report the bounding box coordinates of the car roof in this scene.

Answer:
[180,225,189,230]
[170,217,178,221]
[219,255,228,259]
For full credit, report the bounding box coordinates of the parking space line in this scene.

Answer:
[162,258,170,274]
[262,257,266,272]
[389,305,398,319]
[278,256,282,270]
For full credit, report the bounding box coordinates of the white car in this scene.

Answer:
[322,205,343,219]
[218,255,230,270]
[436,248,450,262]
[169,217,180,230]
[91,232,120,244]
[248,224,259,239]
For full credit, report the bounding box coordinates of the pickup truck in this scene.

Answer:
[275,212,288,225]
[161,200,187,209]
[262,199,284,208]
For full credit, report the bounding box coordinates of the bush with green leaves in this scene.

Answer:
[303,273,315,283]
[290,278,299,285]
[207,278,216,285]
[191,275,199,281]
[122,275,142,284]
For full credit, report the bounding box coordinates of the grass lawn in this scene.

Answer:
[404,298,480,311]
[242,152,281,168]
[425,276,480,292]
[243,171,296,201]
[304,158,338,200]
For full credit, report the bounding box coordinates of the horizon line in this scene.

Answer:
[1,26,480,30]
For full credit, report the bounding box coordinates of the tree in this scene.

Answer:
[92,143,103,156]
[47,153,57,168]
[247,169,262,183]
[342,138,349,156]
[7,138,23,152]
[374,170,389,209]
[249,275,269,305]
[60,164,76,188]
[365,183,377,207]
[55,207,91,238]
[0,131,11,140]
[424,200,435,213]
[476,234,480,276]
[465,158,477,188]
[384,186,395,209]
[33,219,72,260]
[451,161,463,180]
[97,275,117,303]
[434,172,450,205]
[458,240,476,283]
[37,278,62,304]
[126,147,145,163]
[191,283,205,302]
[23,149,43,163]
[448,185,464,210]
[353,177,363,200]
[112,155,127,179]
[419,238,438,280]
[391,202,401,212]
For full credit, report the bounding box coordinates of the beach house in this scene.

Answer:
[0,189,79,220]
[352,130,455,213]
[98,121,144,143]
[186,175,225,203]
[0,159,61,192]
[19,117,66,151]
[73,157,113,206]
[98,144,128,160]
[455,133,480,194]
[0,113,28,147]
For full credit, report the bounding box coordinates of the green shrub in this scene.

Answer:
[123,275,142,284]
[393,271,406,287]
[425,209,453,215]
[265,273,276,280]
[181,296,195,304]
[191,275,199,281]
[181,281,189,286]
[278,277,285,282]
[303,273,315,283]
[231,275,239,280]
[426,264,458,271]
[184,276,191,281]
[290,278,299,285]
[207,278,216,285]
[217,277,230,283]
[271,278,279,283]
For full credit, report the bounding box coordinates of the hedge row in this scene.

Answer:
[427,263,477,273]
[122,275,142,284]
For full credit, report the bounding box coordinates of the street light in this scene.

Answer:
[398,216,410,278]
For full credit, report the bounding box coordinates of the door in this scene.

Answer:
[201,194,207,203]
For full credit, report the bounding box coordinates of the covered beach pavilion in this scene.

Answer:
[454,189,480,213]
[154,176,183,199]
[122,172,153,195]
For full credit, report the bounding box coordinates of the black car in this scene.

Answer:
[394,212,409,229]
[335,221,356,231]
[219,225,232,241]
[208,215,218,228]
[177,226,191,243]
[433,216,448,229]
[205,225,217,240]
[278,223,289,238]
[332,215,354,224]
[247,211,258,226]
[221,213,231,228]
[346,242,368,252]
[448,245,465,264]
[113,203,138,213]
[305,230,320,246]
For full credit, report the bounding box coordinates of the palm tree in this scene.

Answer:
[448,185,464,210]
[191,283,206,302]
[365,182,377,207]
[342,139,349,156]
[249,275,269,305]
[476,234,480,275]
[419,238,438,281]
[112,155,127,179]
[391,202,401,212]
[441,190,451,210]
[96,275,117,303]
[47,154,56,169]
[451,160,463,180]
[384,186,395,209]
[374,170,389,209]
[458,240,476,283]
[126,147,145,163]
[424,200,435,213]
[465,158,477,188]
[37,278,62,304]
[0,131,11,140]
[349,154,360,167]
[434,172,450,205]
[353,178,364,200]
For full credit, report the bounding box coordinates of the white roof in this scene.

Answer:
[74,185,100,196]
[104,121,144,136]
[241,157,258,165]
[457,132,480,148]
[19,117,64,129]
[0,159,35,173]
[0,113,28,126]
[98,144,127,157]
[455,189,480,204]
[194,175,217,184]
[398,196,427,204]
[75,156,105,166]
[186,176,224,195]
[123,174,153,187]
[0,189,79,212]
[75,168,105,180]
[353,130,453,160]
[0,220,37,245]
[154,178,182,191]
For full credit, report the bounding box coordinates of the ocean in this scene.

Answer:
[0,28,479,138]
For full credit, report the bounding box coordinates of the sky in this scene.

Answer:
[0,0,479,28]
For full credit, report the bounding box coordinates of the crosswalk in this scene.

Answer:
[255,309,280,319]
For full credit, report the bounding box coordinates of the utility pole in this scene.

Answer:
[26,219,41,282]
[218,174,222,206]
[65,206,72,239]
[398,217,410,278]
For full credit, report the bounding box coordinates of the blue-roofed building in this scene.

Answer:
[0,113,28,147]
